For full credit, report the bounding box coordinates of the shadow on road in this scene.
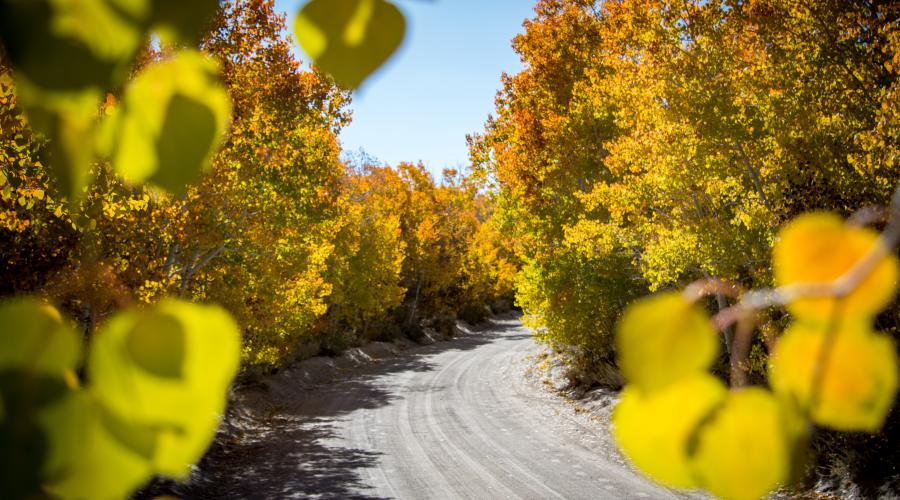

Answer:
[178,416,386,499]
[161,317,529,499]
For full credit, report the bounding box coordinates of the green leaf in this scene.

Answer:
[0,397,48,499]
[294,0,406,89]
[0,298,81,497]
[23,96,100,206]
[154,93,220,193]
[147,0,219,45]
[615,292,719,393]
[0,299,83,498]
[88,299,241,477]
[0,0,144,92]
[0,299,80,377]
[101,50,231,195]
[0,371,71,414]
[42,391,156,500]
[126,311,186,379]
[0,371,69,499]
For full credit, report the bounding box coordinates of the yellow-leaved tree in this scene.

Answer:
[471,0,900,496]
[0,0,409,497]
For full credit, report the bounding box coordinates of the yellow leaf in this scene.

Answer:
[89,300,241,477]
[612,374,727,488]
[691,388,795,500]
[616,292,719,392]
[769,321,898,432]
[773,213,898,320]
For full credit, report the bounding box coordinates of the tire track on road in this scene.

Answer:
[196,315,684,499]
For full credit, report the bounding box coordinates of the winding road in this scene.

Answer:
[185,315,678,499]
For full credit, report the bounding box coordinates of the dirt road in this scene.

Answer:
[183,315,677,499]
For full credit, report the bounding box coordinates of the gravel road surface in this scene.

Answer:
[183,315,678,499]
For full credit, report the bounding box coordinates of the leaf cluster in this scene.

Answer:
[612,212,899,499]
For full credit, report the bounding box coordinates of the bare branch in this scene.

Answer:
[682,277,744,302]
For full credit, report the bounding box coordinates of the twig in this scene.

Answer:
[730,314,759,387]
[683,183,900,390]
[682,277,744,302]
[714,183,900,331]
[847,205,888,228]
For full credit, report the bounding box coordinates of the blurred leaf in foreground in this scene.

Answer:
[0,299,81,498]
[615,292,718,393]
[770,320,898,432]
[295,0,406,89]
[0,0,143,93]
[88,299,241,477]
[100,50,231,196]
[612,374,727,488]
[43,391,157,500]
[691,388,796,500]
[774,212,899,320]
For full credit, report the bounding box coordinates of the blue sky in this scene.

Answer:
[273,0,535,177]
